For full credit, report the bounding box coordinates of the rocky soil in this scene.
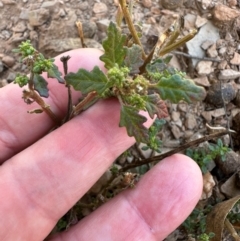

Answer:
[2,0,240,240]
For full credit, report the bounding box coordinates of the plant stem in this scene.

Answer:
[118,0,146,59]
[116,4,124,28]
[120,130,231,172]
[172,51,222,62]
[23,90,61,125]
[26,63,61,125]
[76,21,87,48]
[60,55,72,123]
[158,29,197,56]
[28,62,35,90]
[72,91,98,117]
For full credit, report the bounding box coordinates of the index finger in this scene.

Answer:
[0,48,105,163]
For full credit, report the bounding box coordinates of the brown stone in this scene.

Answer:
[142,0,152,8]
[196,61,214,75]
[171,125,183,139]
[216,150,240,176]
[212,4,240,26]
[193,76,210,87]
[185,113,197,130]
[28,8,50,26]
[230,52,240,65]
[93,2,108,17]
[2,55,15,67]
[161,0,183,10]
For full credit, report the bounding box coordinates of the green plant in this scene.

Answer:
[14,20,205,152]
[185,139,231,173]
[183,205,214,240]
[227,201,240,224]
[197,232,215,241]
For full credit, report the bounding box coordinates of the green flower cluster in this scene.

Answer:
[13,41,56,88]
[17,40,35,57]
[131,75,149,95]
[32,54,54,74]
[107,64,129,88]
[124,93,146,109]
[14,74,29,87]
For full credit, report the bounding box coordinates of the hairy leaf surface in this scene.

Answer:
[100,22,127,69]
[119,105,149,143]
[124,44,143,75]
[33,75,49,98]
[47,64,65,83]
[145,94,169,119]
[151,74,206,103]
[65,66,109,95]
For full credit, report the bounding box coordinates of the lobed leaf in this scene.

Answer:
[33,74,49,98]
[47,64,65,84]
[151,74,206,103]
[145,94,169,119]
[65,66,109,95]
[119,105,149,143]
[100,22,127,69]
[124,44,143,75]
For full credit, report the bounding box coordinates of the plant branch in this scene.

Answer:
[76,20,87,48]
[172,51,222,62]
[72,91,98,117]
[24,62,61,125]
[120,130,231,172]
[118,0,146,59]
[23,89,61,125]
[158,29,197,56]
[60,55,73,123]
[28,62,35,90]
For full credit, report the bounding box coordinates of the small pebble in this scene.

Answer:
[93,2,108,16]
[205,82,236,107]
[2,56,15,67]
[161,0,183,10]
[185,113,197,130]
[6,72,16,83]
[171,111,180,122]
[142,0,152,8]
[219,69,240,80]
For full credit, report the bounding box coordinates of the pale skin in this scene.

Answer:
[0,48,203,241]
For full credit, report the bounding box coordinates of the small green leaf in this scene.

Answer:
[151,74,206,103]
[124,44,143,75]
[65,66,109,95]
[100,22,127,69]
[47,64,65,84]
[119,105,149,143]
[33,74,49,98]
[145,94,169,119]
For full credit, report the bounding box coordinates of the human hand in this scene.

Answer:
[0,48,203,241]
